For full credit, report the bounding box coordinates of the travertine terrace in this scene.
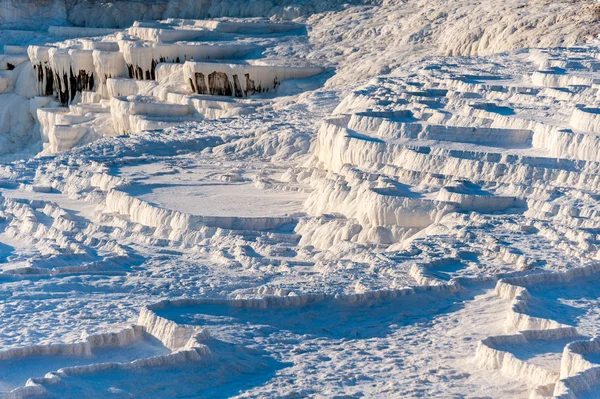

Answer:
[1,0,600,398]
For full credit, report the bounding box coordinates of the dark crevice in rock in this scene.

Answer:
[208,71,233,96]
[245,73,256,95]
[194,72,208,94]
[53,67,95,105]
[232,74,243,98]
[33,63,55,97]
[188,71,280,97]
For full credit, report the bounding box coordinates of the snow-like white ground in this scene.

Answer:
[1,0,600,398]
[117,161,308,218]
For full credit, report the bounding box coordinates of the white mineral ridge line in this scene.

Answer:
[475,263,600,397]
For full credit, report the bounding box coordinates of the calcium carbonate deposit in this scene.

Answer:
[0,0,600,398]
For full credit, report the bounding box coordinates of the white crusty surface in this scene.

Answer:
[0,1,599,398]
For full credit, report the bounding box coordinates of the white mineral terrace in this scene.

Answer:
[9,17,327,153]
[1,1,600,398]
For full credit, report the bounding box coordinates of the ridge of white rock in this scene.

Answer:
[118,40,258,81]
[0,321,209,399]
[474,263,600,398]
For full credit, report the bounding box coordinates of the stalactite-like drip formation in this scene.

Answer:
[119,40,258,82]
[48,49,97,105]
[28,46,104,105]
[185,62,324,98]
[29,46,55,97]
